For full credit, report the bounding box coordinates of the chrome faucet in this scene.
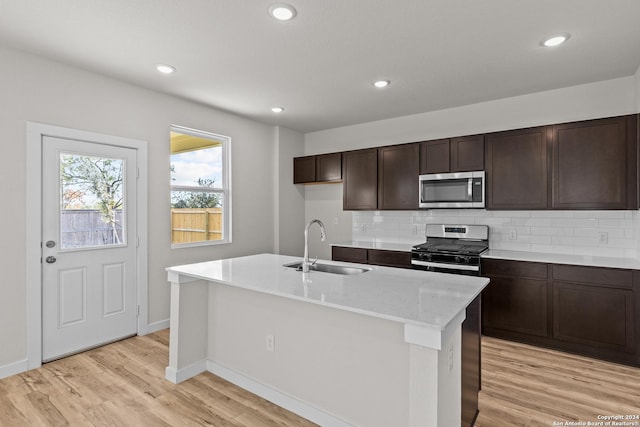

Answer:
[303,219,326,272]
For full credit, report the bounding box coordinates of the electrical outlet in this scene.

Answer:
[508,229,517,240]
[266,334,275,352]
[598,232,608,244]
[360,224,366,232]
[333,216,339,225]
[448,344,454,373]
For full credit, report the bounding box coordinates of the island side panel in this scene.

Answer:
[206,283,414,427]
[408,322,463,427]
[166,274,209,383]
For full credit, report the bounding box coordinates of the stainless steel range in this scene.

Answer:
[411,224,489,276]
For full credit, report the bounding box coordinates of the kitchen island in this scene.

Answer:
[166,253,489,427]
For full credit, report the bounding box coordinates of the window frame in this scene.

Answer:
[170,125,232,248]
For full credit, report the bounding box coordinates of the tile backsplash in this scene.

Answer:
[352,210,640,259]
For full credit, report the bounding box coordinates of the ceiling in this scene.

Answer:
[1,1,640,133]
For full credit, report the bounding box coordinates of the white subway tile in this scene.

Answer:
[524,218,553,227]
[531,244,575,255]
[599,219,632,228]
[552,218,598,228]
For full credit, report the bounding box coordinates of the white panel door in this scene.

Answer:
[42,136,137,362]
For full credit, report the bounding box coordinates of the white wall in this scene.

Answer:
[0,46,289,370]
[304,77,640,258]
[636,65,640,111]
[274,126,306,256]
[304,184,352,261]
[305,76,638,154]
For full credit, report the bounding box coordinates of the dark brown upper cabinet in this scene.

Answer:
[293,155,316,184]
[420,135,484,174]
[378,144,419,210]
[551,115,638,210]
[293,153,342,184]
[485,127,549,210]
[343,148,378,210]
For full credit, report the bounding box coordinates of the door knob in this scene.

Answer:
[46,240,56,248]
[45,256,56,264]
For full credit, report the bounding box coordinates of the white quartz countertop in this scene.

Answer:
[332,241,640,270]
[166,253,489,331]
[483,249,640,270]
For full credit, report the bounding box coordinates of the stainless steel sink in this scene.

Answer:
[283,261,370,275]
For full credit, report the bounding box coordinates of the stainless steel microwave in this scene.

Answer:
[419,171,485,208]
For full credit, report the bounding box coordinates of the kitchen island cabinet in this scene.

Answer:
[333,243,480,426]
[166,254,489,427]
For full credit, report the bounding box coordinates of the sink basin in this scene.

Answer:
[283,261,370,275]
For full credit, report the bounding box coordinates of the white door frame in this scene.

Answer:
[26,122,149,370]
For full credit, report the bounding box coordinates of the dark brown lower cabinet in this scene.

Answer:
[482,259,640,367]
[331,246,411,269]
[332,245,479,426]
[482,259,549,337]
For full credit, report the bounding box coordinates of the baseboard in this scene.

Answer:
[146,319,170,334]
[0,359,28,380]
[165,359,207,384]
[206,361,354,427]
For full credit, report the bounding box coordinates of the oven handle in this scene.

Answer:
[411,260,480,271]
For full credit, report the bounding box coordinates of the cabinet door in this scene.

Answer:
[293,156,316,184]
[485,127,549,210]
[316,153,342,182]
[552,282,635,354]
[551,115,638,209]
[378,144,419,210]
[451,135,484,172]
[343,149,378,210]
[482,275,549,337]
[419,139,450,174]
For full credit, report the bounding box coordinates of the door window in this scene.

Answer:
[59,153,126,249]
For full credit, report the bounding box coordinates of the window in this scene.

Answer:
[170,126,231,247]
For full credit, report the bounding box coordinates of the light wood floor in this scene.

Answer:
[1,330,638,426]
[476,336,640,427]
[0,330,316,427]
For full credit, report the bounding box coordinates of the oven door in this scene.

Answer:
[419,171,484,208]
[411,259,481,276]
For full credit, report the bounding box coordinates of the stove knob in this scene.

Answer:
[455,255,470,264]
[422,253,432,261]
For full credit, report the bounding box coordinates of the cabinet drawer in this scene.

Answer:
[482,259,548,279]
[552,265,633,290]
[367,249,411,269]
[331,246,368,264]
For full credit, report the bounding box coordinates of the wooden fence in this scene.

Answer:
[171,208,222,243]
[61,210,123,248]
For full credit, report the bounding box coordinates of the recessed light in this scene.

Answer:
[542,33,570,47]
[373,80,390,88]
[268,3,297,21]
[156,64,176,74]
[271,106,284,113]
